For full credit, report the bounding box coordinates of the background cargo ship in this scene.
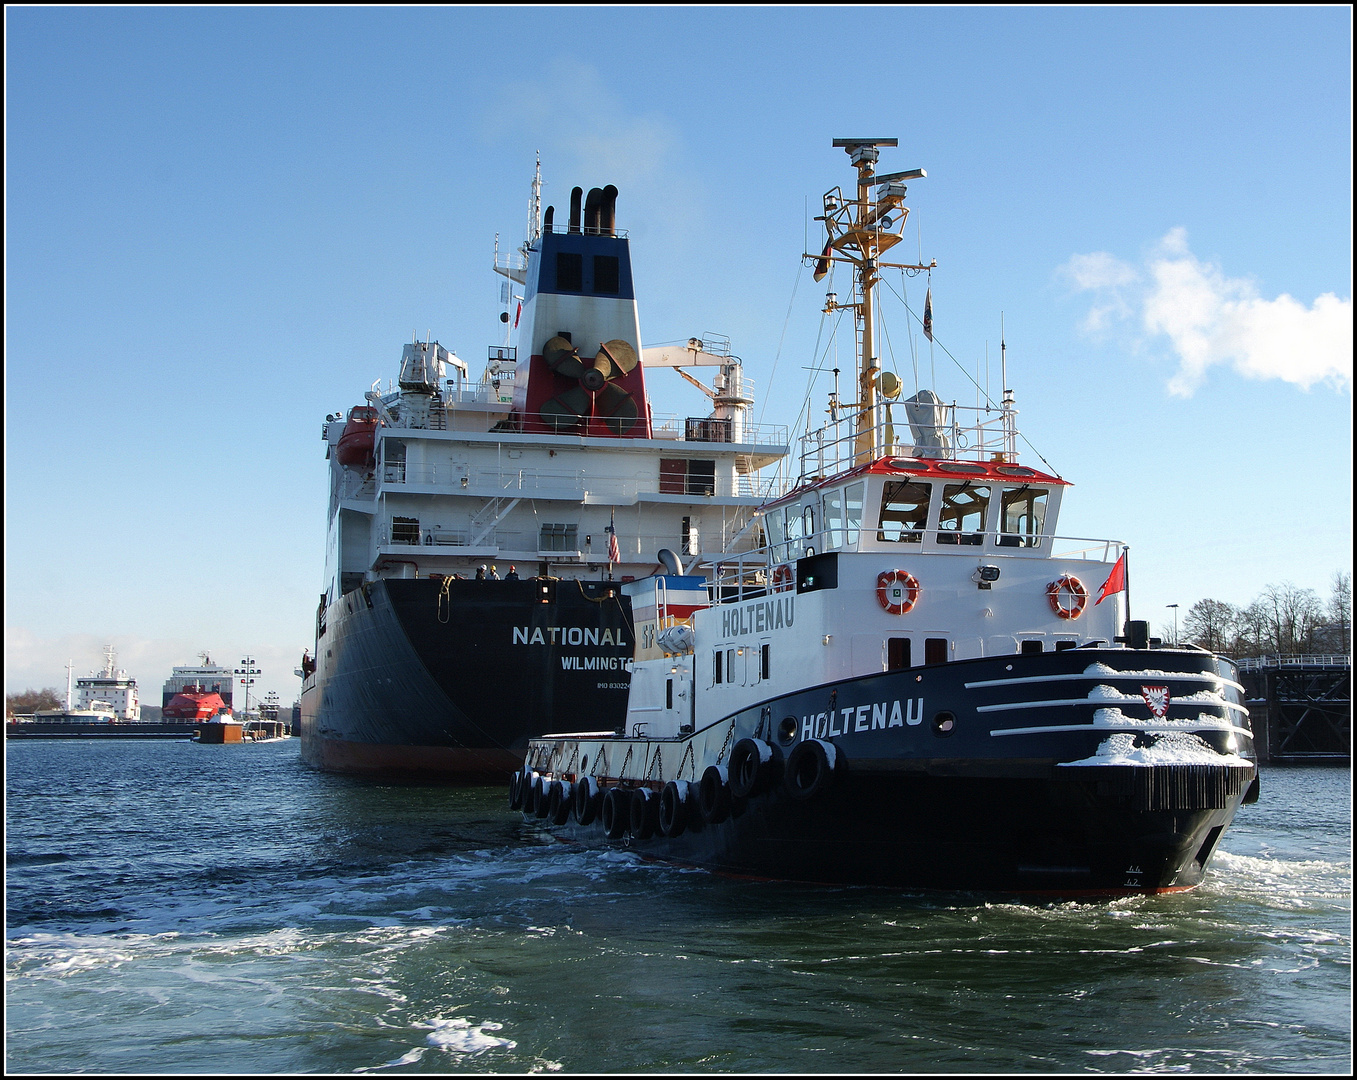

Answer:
[299,168,790,778]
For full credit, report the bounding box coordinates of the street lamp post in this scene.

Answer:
[1167,604,1179,647]
[235,656,261,736]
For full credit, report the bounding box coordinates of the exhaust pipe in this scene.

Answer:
[569,187,582,233]
[584,187,603,234]
[601,185,617,235]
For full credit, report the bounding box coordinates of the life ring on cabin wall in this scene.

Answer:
[876,570,921,615]
[1047,574,1088,619]
[771,564,794,593]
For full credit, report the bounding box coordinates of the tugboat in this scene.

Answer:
[299,163,790,779]
[511,138,1259,895]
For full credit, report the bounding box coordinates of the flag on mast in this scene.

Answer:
[923,287,934,341]
[606,510,620,564]
[1095,551,1127,605]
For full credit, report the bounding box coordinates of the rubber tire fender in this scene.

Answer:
[698,764,731,824]
[508,770,524,811]
[784,738,839,801]
[601,787,630,839]
[574,775,601,825]
[533,775,552,818]
[522,771,539,814]
[728,738,779,799]
[630,787,659,839]
[658,780,689,837]
[549,780,574,825]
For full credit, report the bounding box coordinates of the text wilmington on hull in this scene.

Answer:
[511,138,1259,895]
[299,166,790,779]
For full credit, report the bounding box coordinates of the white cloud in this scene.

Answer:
[1062,230,1352,396]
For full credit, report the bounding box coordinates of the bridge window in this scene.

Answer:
[824,488,844,549]
[845,482,863,545]
[878,481,932,543]
[764,506,788,563]
[999,487,1049,548]
[937,483,990,545]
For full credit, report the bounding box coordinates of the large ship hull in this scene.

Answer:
[521,649,1259,895]
[300,577,633,780]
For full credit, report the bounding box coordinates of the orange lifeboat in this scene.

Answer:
[164,686,231,721]
[336,405,379,467]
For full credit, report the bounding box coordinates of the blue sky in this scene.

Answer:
[6,6,1351,703]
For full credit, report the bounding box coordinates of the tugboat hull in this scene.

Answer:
[519,649,1258,895]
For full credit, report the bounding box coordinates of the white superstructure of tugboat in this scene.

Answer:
[513,138,1259,896]
[300,166,789,778]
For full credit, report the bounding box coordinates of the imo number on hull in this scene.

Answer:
[512,138,1259,896]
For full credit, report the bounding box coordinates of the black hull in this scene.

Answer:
[6,722,201,739]
[300,578,632,779]
[523,648,1259,895]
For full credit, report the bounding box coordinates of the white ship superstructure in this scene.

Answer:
[300,167,791,777]
[163,653,234,710]
[75,645,140,721]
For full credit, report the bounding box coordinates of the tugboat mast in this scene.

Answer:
[812,138,935,462]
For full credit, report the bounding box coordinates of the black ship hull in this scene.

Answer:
[520,648,1259,895]
[300,577,633,779]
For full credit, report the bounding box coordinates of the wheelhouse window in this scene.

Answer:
[878,481,932,543]
[999,487,1048,548]
[845,482,864,546]
[824,488,844,549]
[937,483,990,545]
[764,506,788,563]
[785,504,805,561]
[802,504,817,555]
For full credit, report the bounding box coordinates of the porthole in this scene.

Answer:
[778,716,798,745]
[932,711,956,737]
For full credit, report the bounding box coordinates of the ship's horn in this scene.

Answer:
[584,188,603,234]
[601,185,617,236]
[569,187,582,233]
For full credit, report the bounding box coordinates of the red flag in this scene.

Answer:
[606,511,620,564]
[513,301,522,328]
[1095,551,1126,605]
[813,239,832,282]
[923,288,933,342]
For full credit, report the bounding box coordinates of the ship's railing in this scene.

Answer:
[698,528,1123,603]
[1236,655,1352,672]
[378,523,763,565]
[377,461,785,501]
[798,403,1018,480]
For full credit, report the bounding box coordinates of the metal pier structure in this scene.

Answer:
[1238,656,1351,763]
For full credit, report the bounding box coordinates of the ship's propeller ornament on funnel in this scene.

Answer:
[539,336,641,435]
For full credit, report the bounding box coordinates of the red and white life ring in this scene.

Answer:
[876,570,921,615]
[771,564,794,593]
[1047,574,1088,619]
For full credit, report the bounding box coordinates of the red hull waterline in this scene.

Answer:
[303,733,519,782]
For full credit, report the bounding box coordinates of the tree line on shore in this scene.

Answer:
[1173,571,1351,659]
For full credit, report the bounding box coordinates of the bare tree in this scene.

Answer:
[1248,582,1324,655]
[1183,598,1240,654]
[1324,570,1352,653]
[6,688,63,717]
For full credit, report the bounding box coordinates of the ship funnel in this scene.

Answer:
[601,185,617,235]
[584,187,603,234]
[543,205,554,231]
[569,187,582,233]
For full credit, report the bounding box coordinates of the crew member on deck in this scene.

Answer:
[475,565,487,580]
[489,565,501,580]
[505,566,519,580]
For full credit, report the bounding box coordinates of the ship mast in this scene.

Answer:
[812,138,934,462]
